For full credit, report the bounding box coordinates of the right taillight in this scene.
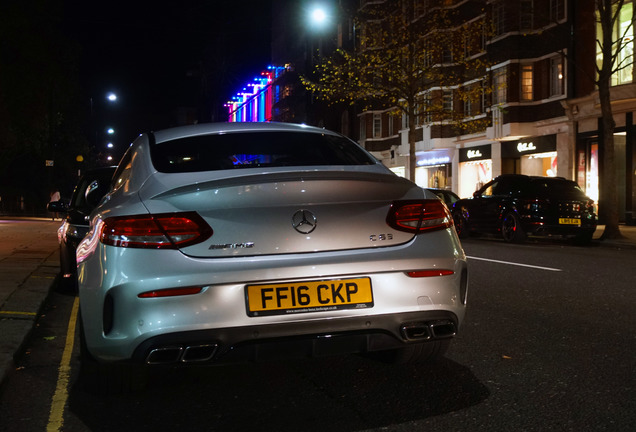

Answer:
[386,200,453,234]
[100,212,212,249]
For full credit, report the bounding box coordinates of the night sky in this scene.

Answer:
[62,0,272,146]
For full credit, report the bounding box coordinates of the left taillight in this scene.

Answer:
[386,200,453,234]
[100,212,213,249]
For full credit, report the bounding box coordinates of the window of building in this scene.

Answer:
[521,64,534,101]
[493,67,507,104]
[360,117,366,141]
[550,0,565,22]
[615,1,633,85]
[423,93,432,124]
[520,0,534,32]
[463,95,473,117]
[596,1,634,86]
[550,57,564,96]
[373,113,382,138]
[442,44,453,64]
[388,115,394,136]
[443,89,453,112]
[493,0,506,36]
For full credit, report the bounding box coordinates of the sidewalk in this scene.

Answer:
[0,218,635,388]
[0,218,60,387]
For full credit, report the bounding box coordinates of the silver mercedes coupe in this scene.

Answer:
[76,122,468,391]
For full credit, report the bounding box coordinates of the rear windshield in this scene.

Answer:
[530,178,588,199]
[150,131,377,173]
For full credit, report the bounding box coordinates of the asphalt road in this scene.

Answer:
[0,235,635,431]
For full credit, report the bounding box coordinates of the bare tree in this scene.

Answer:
[595,0,631,239]
[302,2,491,181]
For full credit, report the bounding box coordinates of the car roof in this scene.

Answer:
[151,122,338,144]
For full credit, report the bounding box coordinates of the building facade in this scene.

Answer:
[355,0,634,223]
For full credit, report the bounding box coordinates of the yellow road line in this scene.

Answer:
[0,311,37,316]
[46,296,79,432]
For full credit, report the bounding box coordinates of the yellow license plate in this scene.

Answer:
[246,277,373,317]
[559,218,581,225]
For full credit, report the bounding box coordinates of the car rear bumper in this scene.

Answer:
[523,220,597,237]
[129,310,460,365]
[79,228,468,363]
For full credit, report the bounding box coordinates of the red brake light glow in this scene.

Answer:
[138,287,204,298]
[386,200,453,234]
[100,212,212,249]
[407,270,455,277]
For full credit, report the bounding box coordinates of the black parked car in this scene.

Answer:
[426,188,460,208]
[47,166,116,289]
[452,174,597,244]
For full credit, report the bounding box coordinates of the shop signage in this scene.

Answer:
[459,145,491,162]
[517,142,537,152]
[417,156,451,166]
[502,135,556,158]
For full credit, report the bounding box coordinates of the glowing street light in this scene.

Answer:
[107,127,115,135]
[308,4,331,30]
[106,92,118,102]
[311,7,327,24]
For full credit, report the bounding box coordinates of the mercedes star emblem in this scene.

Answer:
[292,209,317,234]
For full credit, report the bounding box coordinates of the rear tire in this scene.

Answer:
[78,313,148,395]
[371,340,450,364]
[501,212,526,243]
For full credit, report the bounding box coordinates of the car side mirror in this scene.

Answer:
[47,200,68,213]
[85,180,106,208]
[473,191,480,198]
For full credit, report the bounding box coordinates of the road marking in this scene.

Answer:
[0,311,37,316]
[467,256,562,272]
[47,296,79,432]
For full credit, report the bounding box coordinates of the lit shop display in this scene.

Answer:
[226,66,285,122]
[501,135,557,177]
[414,150,452,189]
[458,145,492,197]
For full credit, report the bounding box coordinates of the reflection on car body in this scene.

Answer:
[47,166,116,290]
[76,122,468,393]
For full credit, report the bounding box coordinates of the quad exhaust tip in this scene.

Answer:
[400,320,456,341]
[146,344,218,365]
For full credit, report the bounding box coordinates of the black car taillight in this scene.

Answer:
[386,200,453,234]
[522,199,547,212]
[100,212,213,249]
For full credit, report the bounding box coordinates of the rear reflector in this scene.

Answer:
[138,287,204,298]
[386,200,453,234]
[100,212,212,249]
[406,270,455,277]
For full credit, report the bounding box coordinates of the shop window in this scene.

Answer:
[521,64,534,101]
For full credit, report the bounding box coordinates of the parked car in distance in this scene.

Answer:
[426,188,460,208]
[76,122,468,393]
[47,166,116,290]
[452,174,597,244]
